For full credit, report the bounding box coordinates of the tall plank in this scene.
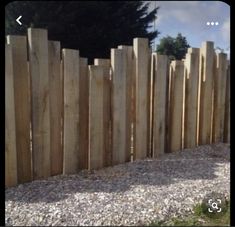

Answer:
[111,49,127,165]
[5,44,18,187]
[89,66,104,169]
[28,28,50,180]
[224,62,230,142]
[152,54,169,157]
[118,45,133,162]
[6,36,32,183]
[198,41,214,145]
[79,57,89,169]
[169,61,185,152]
[62,49,80,174]
[184,48,200,148]
[147,48,152,157]
[212,53,228,142]
[133,38,149,160]
[94,58,112,166]
[48,41,63,175]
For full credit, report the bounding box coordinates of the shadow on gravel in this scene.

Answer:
[5,143,230,204]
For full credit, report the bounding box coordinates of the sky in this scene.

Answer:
[147,1,230,56]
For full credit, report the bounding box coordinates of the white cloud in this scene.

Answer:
[148,1,228,29]
[221,17,230,43]
[147,1,230,49]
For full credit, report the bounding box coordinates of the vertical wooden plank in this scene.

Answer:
[219,56,228,140]
[111,49,127,165]
[6,36,32,183]
[79,57,89,169]
[150,53,155,157]
[118,46,133,162]
[169,61,185,152]
[62,49,80,174]
[28,28,50,180]
[147,48,152,157]
[94,58,112,166]
[212,53,228,142]
[48,41,63,175]
[89,65,104,169]
[132,52,136,161]
[224,62,230,143]
[184,48,200,148]
[165,58,172,154]
[198,41,214,145]
[5,44,18,187]
[60,59,64,168]
[133,38,149,160]
[152,54,169,157]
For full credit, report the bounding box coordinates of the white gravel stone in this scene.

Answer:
[5,143,230,226]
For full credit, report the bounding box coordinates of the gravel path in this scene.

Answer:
[5,143,230,226]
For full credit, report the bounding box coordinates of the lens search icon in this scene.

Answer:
[208,199,222,213]
[201,192,228,219]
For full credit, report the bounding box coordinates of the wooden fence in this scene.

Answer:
[5,28,230,187]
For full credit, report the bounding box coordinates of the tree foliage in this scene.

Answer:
[5,1,159,63]
[156,33,190,60]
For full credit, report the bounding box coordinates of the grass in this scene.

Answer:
[149,200,230,226]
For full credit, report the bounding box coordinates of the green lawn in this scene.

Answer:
[149,200,230,226]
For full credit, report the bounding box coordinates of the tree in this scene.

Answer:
[156,33,190,60]
[5,1,160,63]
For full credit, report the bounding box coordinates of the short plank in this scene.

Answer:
[28,28,51,180]
[152,54,169,157]
[89,65,104,169]
[94,58,112,166]
[6,35,32,183]
[184,48,200,148]
[48,41,63,175]
[133,38,149,160]
[78,57,89,169]
[111,49,127,165]
[94,58,110,66]
[198,41,214,145]
[5,44,18,187]
[169,60,185,152]
[62,48,80,174]
[212,53,228,142]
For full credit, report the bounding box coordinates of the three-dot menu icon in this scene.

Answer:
[206,22,219,26]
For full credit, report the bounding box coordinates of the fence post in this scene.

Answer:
[94,58,112,167]
[48,41,63,175]
[6,35,32,183]
[89,65,105,169]
[212,53,228,143]
[169,60,185,152]
[118,45,133,162]
[152,54,169,157]
[198,41,214,145]
[5,44,18,187]
[62,49,80,174]
[28,28,51,180]
[78,57,89,170]
[184,48,200,148]
[111,49,128,165]
[224,61,230,143]
[133,38,149,159]
[147,48,152,157]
